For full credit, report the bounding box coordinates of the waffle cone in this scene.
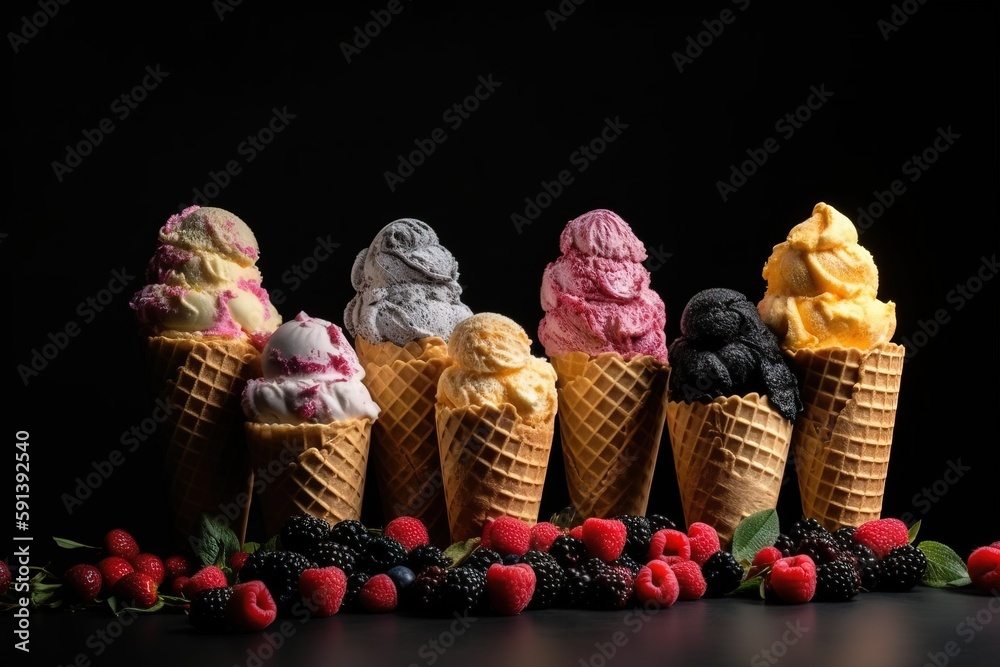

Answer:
[145,335,260,547]
[436,403,555,543]
[666,393,792,546]
[789,343,904,531]
[355,336,452,546]
[244,419,373,537]
[550,352,668,519]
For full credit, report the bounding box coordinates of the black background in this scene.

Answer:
[5,1,998,568]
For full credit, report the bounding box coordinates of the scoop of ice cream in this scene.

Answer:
[668,288,801,421]
[758,202,896,351]
[130,206,281,340]
[538,209,667,363]
[437,313,557,425]
[344,218,473,346]
[242,312,380,424]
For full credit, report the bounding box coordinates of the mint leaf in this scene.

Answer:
[52,537,97,550]
[732,509,780,565]
[243,541,261,554]
[195,514,241,568]
[442,538,480,567]
[918,540,969,588]
[908,520,922,544]
[261,535,279,552]
[730,576,765,597]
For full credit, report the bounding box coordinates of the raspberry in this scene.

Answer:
[529,522,563,552]
[521,550,564,610]
[853,518,909,559]
[189,587,233,631]
[229,552,250,575]
[226,581,278,631]
[0,561,10,595]
[585,565,633,609]
[967,546,1000,593]
[482,517,531,557]
[280,513,332,555]
[184,566,229,600]
[362,536,408,574]
[238,551,315,615]
[569,525,584,539]
[104,529,139,560]
[787,518,827,543]
[646,514,679,533]
[687,523,721,566]
[815,560,861,601]
[385,517,430,551]
[614,515,653,560]
[670,560,707,600]
[359,573,398,612]
[581,518,627,562]
[130,554,165,585]
[310,542,357,575]
[486,563,536,615]
[330,519,371,553]
[164,555,194,580]
[406,544,451,572]
[97,557,134,591]
[63,564,102,603]
[877,544,927,592]
[748,546,784,579]
[766,555,817,604]
[647,529,691,562]
[634,560,680,607]
[702,551,744,597]
[115,571,159,609]
[299,566,348,616]
[549,536,588,569]
[170,576,190,597]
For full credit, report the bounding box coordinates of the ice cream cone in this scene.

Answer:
[244,419,373,537]
[789,342,904,531]
[436,403,555,543]
[355,335,452,546]
[666,393,792,546]
[550,351,668,519]
[145,335,260,548]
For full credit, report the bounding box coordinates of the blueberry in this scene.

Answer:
[386,565,416,590]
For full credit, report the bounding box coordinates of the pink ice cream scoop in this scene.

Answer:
[538,209,668,363]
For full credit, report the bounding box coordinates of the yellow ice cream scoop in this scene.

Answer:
[438,313,557,425]
[758,202,896,351]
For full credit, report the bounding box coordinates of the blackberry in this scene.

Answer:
[611,553,642,578]
[787,518,827,543]
[549,536,588,569]
[407,544,452,573]
[342,571,370,612]
[189,586,233,631]
[438,567,486,615]
[831,526,858,552]
[877,545,927,592]
[407,565,447,615]
[794,535,841,565]
[614,515,652,560]
[329,519,371,554]
[583,557,608,578]
[646,514,679,533]
[816,560,861,601]
[308,541,357,575]
[279,513,332,555]
[238,550,315,615]
[850,543,879,591]
[559,566,591,608]
[702,551,744,597]
[773,534,796,557]
[363,535,407,574]
[585,566,633,609]
[464,548,502,573]
[521,550,564,610]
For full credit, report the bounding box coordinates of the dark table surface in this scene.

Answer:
[12,587,1000,667]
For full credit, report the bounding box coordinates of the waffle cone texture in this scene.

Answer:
[436,403,555,543]
[789,343,904,531]
[550,352,668,519]
[666,393,792,546]
[145,335,260,547]
[355,335,452,546]
[244,419,373,537]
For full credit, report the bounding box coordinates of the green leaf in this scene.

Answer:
[52,537,98,550]
[730,576,765,597]
[243,541,261,554]
[548,506,580,530]
[732,509,780,564]
[107,596,120,615]
[918,540,969,587]
[195,514,241,568]
[948,576,973,588]
[121,599,166,614]
[908,520,922,544]
[261,535,279,552]
[442,538,480,567]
